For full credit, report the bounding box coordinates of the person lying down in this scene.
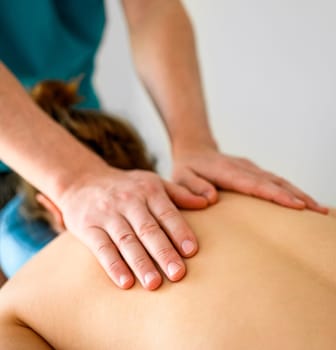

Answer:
[0,78,159,284]
[0,81,336,349]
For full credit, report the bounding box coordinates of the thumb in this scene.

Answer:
[163,180,208,209]
[172,168,218,205]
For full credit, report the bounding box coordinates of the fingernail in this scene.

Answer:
[168,262,182,278]
[294,198,305,206]
[119,275,131,287]
[317,205,329,214]
[202,190,218,204]
[202,190,213,200]
[182,240,195,255]
[144,272,157,286]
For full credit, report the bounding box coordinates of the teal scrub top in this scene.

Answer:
[0,0,106,172]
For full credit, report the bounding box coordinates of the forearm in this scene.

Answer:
[122,0,217,154]
[0,62,108,203]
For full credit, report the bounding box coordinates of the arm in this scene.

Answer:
[0,62,205,290]
[0,62,106,200]
[122,0,327,213]
[121,0,215,153]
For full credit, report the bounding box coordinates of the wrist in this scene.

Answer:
[51,156,113,205]
[171,135,218,157]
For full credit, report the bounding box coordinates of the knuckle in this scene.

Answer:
[115,191,134,202]
[96,198,112,214]
[276,176,287,185]
[106,259,124,276]
[133,255,149,271]
[173,176,186,186]
[277,188,291,198]
[138,222,160,239]
[80,212,94,228]
[256,181,280,197]
[155,246,176,262]
[117,232,136,247]
[95,240,114,256]
[143,181,160,195]
[157,207,177,222]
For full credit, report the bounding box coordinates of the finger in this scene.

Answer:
[232,160,310,207]
[172,170,218,204]
[147,189,199,259]
[80,226,135,289]
[164,180,209,209]
[218,172,306,209]
[262,172,327,213]
[251,180,306,209]
[120,200,186,283]
[328,208,336,217]
[106,214,162,290]
[233,161,308,208]
[275,179,328,214]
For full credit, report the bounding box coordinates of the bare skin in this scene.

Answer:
[122,0,327,214]
[0,193,335,349]
[0,0,327,291]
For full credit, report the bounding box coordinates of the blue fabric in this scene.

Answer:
[0,195,57,277]
[0,162,10,173]
[0,0,106,173]
[0,1,106,272]
[0,0,105,109]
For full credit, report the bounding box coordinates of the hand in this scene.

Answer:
[171,145,328,214]
[57,167,207,290]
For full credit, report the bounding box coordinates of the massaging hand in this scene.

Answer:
[58,167,207,290]
[171,145,328,214]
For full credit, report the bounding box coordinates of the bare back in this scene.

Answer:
[1,193,336,349]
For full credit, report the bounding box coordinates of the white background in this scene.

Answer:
[95,0,336,206]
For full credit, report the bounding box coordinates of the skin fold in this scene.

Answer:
[0,193,335,349]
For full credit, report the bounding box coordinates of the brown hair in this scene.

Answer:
[21,79,155,223]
